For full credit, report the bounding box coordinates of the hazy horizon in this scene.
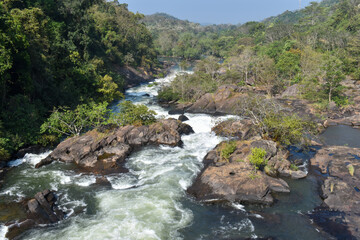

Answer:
[121,0,320,25]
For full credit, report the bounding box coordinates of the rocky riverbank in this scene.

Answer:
[310,146,360,239]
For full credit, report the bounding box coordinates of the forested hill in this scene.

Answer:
[0,0,158,160]
[143,0,356,59]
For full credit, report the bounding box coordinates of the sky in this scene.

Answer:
[121,0,320,25]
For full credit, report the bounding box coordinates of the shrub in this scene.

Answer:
[109,101,157,127]
[219,141,237,162]
[41,102,110,137]
[263,113,316,146]
[157,87,180,102]
[249,147,267,170]
[290,164,299,171]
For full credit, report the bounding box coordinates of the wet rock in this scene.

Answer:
[94,176,112,188]
[310,146,360,238]
[212,119,258,139]
[15,145,49,159]
[178,114,189,122]
[36,119,193,174]
[6,190,64,240]
[188,139,291,205]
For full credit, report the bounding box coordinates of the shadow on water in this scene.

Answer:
[320,125,360,148]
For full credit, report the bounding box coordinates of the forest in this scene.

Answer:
[0,0,158,160]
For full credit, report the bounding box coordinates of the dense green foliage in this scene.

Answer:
[0,0,158,160]
[249,147,267,170]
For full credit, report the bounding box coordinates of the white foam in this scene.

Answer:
[7,151,52,167]
[232,203,246,212]
[0,225,8,240]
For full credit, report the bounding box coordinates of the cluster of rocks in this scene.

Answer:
[36,118,194,174]
[5,190,64,240]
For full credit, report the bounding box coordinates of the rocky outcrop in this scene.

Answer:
[5,190,64,240]
[188,139,294,205]
[323,114,360,127]
[310,146,360,239]
[187,85,248,114]
[211,119,258,139]
[188,162,289,205]
[36,119,194,174]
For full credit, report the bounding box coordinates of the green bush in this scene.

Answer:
[219,141,237,162]
[263,113,316,146]
[41,102,110,137]
[109,101,157,127]
[157,87,180,102]
[290,164,299,171]
[249,147,267,170]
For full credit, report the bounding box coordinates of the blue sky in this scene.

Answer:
[121,0,320,24]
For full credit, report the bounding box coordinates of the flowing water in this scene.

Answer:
[0,70,336,240]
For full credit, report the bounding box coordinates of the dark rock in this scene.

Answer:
[143,93,150,97]
[310,146,360,238]
[36,119,193,174]
[6,190,64,240]
[15,145,49,159]
[93,176,112,188]
[178,114,189,122]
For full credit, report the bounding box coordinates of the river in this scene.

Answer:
[0,69,338,239]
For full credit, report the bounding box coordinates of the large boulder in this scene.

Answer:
[310,146,360,239]
[36,119,194,174]
[188,139,291,205]
[6,190,64,240]
[211,119,258,139]
[187,162,289,205]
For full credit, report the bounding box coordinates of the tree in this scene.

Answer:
[253,55,277,95]
[41,102,110,137]
[109,101,157,126]
[97,75,124,102]
[323,56,345,103]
